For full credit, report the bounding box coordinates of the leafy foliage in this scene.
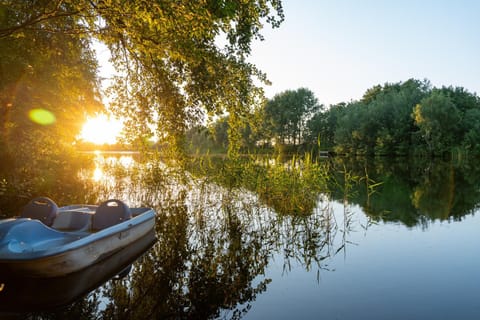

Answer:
[1,0,284,155]
[310,79,480,157]
[0,2,102,156]
[413,91,460,155]
[185,79,480,157]
[262,88,321,148]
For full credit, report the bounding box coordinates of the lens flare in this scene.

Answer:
[29,108,56,125]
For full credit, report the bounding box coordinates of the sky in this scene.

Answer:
[248,0,480,106]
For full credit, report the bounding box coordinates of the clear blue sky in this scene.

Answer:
[249,0,480,105]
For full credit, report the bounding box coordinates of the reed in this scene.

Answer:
[185,153,332,216]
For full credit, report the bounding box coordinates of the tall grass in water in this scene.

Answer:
[249,153,331,216]
[187,153,331,216]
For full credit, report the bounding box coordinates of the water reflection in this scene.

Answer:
[2,153,480,318]
[101,197,273,319]
[95,155,353,318]
[81,153,135,184]
[329,157,480,227]
[7,153,341,319]
[0,229,155,317]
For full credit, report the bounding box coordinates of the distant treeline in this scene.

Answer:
[185,79,480,157]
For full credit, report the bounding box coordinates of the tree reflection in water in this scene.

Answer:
[99,190,342,318]
[329,157,480,228]
[17,153,344,319]
[10,153,480,319]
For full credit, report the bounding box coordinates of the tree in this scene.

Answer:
[334,101,370,154]
[436,86,480,148]
[263,88,321,148]
[462,109,480,153]
[0,3,102,158]
[368,79,430,155]
[361,84,383,105]
[210,114,264,153]
[332,79,430,156]
[306,102,346,150]
[0,0,284,155]
[413,91,460,155]
[212,117,230,150]
[300,79,479,157]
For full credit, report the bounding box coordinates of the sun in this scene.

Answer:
[79,114,123,145]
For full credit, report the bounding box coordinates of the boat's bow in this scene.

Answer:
[0,219,82,260]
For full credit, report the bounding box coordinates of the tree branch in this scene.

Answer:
[0,1,81,38]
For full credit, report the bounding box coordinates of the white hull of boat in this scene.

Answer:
[8,216,154,277]
[0,202,156,278]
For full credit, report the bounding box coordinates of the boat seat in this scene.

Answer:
[51,211,92,231]
[92,199,132,230]
[20,197,58,227]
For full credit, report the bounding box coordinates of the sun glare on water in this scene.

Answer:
[79,114,123,145]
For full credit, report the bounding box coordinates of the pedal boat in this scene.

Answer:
[0,197,156,277]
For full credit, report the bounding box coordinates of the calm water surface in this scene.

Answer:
[247,202,480,319]
[2,154,480,319]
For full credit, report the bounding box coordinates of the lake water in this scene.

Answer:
[246,202,480,319]
[2,154,480,319]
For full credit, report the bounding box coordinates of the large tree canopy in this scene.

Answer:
[263,88,321,147]
[0,0,284,153]
[0,1,101,157]
[183,79,480,157]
